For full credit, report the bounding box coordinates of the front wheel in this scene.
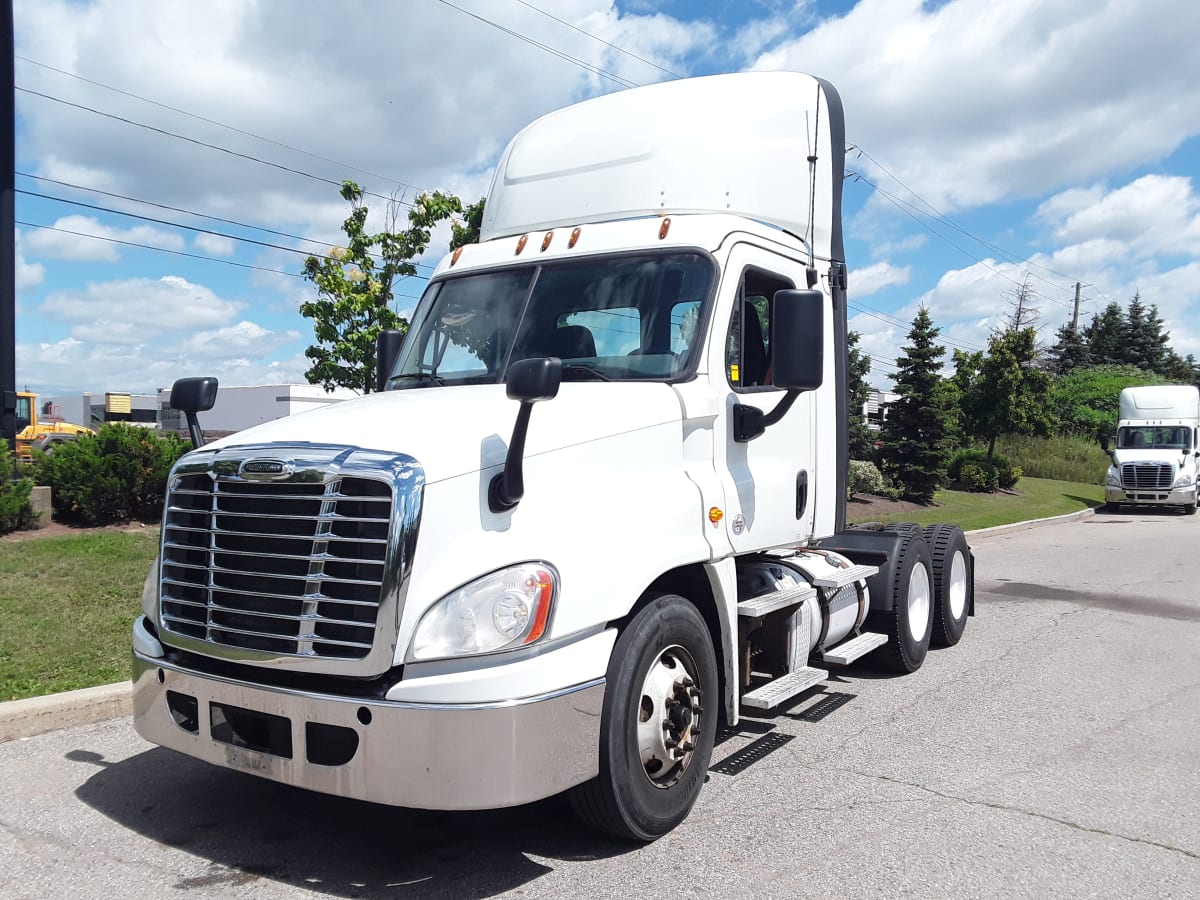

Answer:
[568,594,718,842]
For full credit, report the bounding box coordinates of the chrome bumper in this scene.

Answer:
[132,647,604,811]
[1106,486,1196,507]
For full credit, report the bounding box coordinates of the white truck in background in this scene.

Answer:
[1103,384,1200,514]
[133,72,975,841]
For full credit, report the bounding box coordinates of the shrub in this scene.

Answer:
[848,459,886,497]
[35,425,191,526]
[0,441,38,533]
[948,448,1019,492]
[995,433,1109,485]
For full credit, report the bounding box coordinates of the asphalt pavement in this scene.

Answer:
[1,506,1198,898]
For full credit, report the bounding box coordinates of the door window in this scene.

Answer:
[725,269,794,390]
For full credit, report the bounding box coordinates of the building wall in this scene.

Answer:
[157,384,359,434]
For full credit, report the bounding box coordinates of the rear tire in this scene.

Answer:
[922,524,971,647]
[568,594,718,842]
[867,531,934,673]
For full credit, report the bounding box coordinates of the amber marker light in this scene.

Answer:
[708,506,723,525]
[515,234,528,254]
[568,226,582,248]
[659,217,672,240]
[522,570,555,644]
[541,231,554,251]
[450,246,464,266]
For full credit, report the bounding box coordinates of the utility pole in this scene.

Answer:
[1,0,15,469]
[1070,282,1082,333]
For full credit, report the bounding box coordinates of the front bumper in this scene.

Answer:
[1106,485,1197,507]
[132,621,605,811]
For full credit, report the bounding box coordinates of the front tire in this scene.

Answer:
[867,531,934,673]
[922,524,971,647]
[568,594,718,842]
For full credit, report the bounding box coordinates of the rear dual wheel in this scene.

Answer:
[922,524,971,647]
[868,527,934,673]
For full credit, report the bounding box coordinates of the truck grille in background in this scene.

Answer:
[160,475,393,659]
[1120,463,1172,490]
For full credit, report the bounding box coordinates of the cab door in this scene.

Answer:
[713,243,819,553]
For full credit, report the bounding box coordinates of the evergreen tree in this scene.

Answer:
[1141,303,1172,374]
[878,307,951,503]
[847,331,874,460]
[1122,291,1151,369]
[1082,301,1126,366]
[999,275,1041,334]
[1049,320,1090,375]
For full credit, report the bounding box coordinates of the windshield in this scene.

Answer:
[1117,425,1193,450]
[388,251,714,388]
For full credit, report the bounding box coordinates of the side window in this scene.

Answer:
[725,268,794,390]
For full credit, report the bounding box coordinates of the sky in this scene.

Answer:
[12,0,1200,397]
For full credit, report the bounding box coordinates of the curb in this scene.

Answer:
[966,505,1097,538]
[0,507,1101,742]
[0,681,130,743]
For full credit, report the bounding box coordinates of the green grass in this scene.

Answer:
[848,477,1105,532]
[0,528,159,701]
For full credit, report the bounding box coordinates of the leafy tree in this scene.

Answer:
[301,181,470,393]
[1049,363,1172,437]
[452,198,486,250]
[847,330,874,460]
[956,327,1053,462]
[878,307,951,503]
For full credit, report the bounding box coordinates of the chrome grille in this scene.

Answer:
[1120,463,1172,490]
[160,473,393,660]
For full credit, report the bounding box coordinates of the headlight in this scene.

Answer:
[142,555,160,619]
[1174,472,1194,488]
[1105,467,1121,487]
[408,562,557,662]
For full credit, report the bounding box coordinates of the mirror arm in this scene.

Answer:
[489,402,535,512]
[184,412,205,449]
[761,389,800,429]
[734,389,801,442]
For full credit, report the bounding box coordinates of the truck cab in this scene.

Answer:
[132,72,974,841]
[1105,385,1200,513]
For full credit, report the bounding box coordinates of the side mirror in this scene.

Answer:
[770,289,824,391]
[376,329,406,393]
[490,358,563,512]
[170,377,218,448]
[1098,434,1109,451]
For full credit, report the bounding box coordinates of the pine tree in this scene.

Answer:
[847,331,874,460]
[1049,320,1090,375]
[1083,301,1126,366]
[878,307,951,503]
[1142,303,1172,374]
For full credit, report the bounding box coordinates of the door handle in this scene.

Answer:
[796,470,808,519]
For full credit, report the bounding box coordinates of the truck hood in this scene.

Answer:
[1111,448,1192,466]
[204,382,684,483]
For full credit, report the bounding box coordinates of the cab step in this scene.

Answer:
[820,631,887,665]
[810,563,879,590]
[737,584,817,620]
[741,666,828,711]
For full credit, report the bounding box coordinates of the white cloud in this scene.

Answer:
[15,233,45,292]
[40,275,243,340]
[851,261,910,298]
[23,215,184,261]
[753,0,1200,212]
[193,233,236,256]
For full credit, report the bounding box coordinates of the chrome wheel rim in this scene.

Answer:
[907,562,931,642]
[636,644,702,789]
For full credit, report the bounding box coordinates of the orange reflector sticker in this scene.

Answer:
[515,234,528,255]
[708,507,723,525]
[569,227,582,248]
[659,217,672,240]
[541,231,553,251]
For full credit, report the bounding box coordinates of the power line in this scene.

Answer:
[848,301,985,353]
[15,55,426,198]
[850,144,1087,291]
[508,0,684,80]
[848,170,1074,310]
[432,0,641,89]
[18,187,438,273]
[15,86,413,208]
[17,220,302,278]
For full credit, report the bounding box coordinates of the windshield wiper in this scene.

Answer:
[389,372,446,386]
[561,364,612,381]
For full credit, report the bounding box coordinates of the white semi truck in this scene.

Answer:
[1103,384,1200,514]
[133,72,974,841]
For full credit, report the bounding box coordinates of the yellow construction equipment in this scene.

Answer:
[14,391,94,458]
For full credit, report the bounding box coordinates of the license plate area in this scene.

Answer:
[209,702,293,759]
